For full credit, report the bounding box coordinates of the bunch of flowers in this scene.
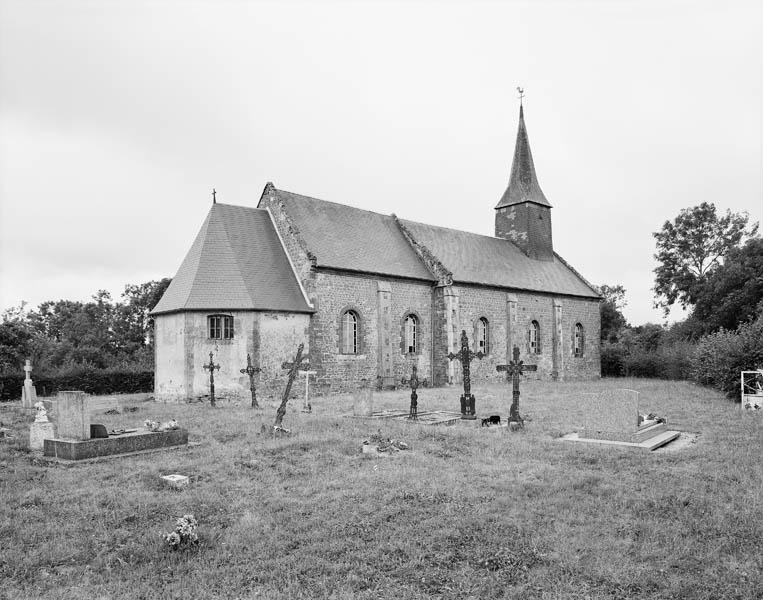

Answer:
[163,514,199,550]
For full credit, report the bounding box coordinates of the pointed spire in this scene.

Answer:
[495,104,551,209]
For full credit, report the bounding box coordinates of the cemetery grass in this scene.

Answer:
[1,380,761,600]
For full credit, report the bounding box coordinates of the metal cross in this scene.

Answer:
[517,86,525,105]
[203,352,221,407]
[212,188,217,203]
[239,353,261,408]
[401,364,426,420]
[274,343,309,429]
[496,346,537,426]
[447,330,484,419]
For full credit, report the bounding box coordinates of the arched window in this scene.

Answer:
[340,310,358,354]
[574,323,585,357]
[404,314,417,354]
[208,314,233,339]
[528,320,541,354]
[477,317,489,354]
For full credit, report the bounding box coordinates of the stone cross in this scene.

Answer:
[496,346,537,426]
[401,365,425,420]
[203,352,220,407]
[274,343,309,429]
[21,359,38,408]
[239,353,261,408]
[298,369,317,413]
[447,330,484,419]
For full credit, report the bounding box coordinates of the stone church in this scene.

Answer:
[151,106,601,402]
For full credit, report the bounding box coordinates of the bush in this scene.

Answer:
[0,366,153,401]
[691,316,763,400]
[601,342,626,376]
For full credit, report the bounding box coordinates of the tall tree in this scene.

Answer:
[690,237,763,332]
[114,278,172,350]
[653,202,758,314]
[597,284,628,342]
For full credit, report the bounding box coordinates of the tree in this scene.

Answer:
[653,202,758,314]
[597,284,628,343]
[690,237,763,333]
[113,278,172,351]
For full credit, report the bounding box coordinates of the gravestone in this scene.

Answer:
[582,389,670,444]
[21,359,38,409]
[54,390,91,440]
[29,401,55,450]
[353,379,375,416]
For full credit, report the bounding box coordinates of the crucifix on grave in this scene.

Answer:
[447,330,484,420]
[273,343,309,430]
[203,352,220,407]
[298,369,317,413]
[401,365,426,420]
[496,346,537,427]
[239,353,261,408]
[21,359,38,408]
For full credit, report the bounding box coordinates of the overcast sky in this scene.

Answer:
[1,0,760,325]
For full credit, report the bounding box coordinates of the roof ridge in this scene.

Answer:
[274,186,397,220]
[399,216,519,245]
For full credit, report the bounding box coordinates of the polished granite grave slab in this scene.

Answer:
[44,428,188,461]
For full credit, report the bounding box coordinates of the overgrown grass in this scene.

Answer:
[1,379,761,599]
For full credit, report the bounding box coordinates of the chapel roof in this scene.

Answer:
[151,203,313,315]
[267,186,599,299]
[267,188,437,281]
[398,219,599,297]
[496,105,552,209]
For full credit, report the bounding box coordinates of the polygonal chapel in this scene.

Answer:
[151,106,601,402]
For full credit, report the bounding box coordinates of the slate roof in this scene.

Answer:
[399,219,600,298]
[268,189,436,281]
[496,105,552,209]
[151,204,313,314]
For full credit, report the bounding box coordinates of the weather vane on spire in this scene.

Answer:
[212,188,216,204]
[517,87,525,106]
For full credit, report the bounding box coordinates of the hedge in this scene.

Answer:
[691,316,763,400]
[0,367,153,401]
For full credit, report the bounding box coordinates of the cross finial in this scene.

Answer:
[517,86,525,106]
[212,188,216,204]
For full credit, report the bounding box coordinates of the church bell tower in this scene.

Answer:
[495,104,554,261]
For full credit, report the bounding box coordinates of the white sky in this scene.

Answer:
[1,0,760,325]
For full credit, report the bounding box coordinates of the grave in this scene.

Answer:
[353,380,375,416]
[240,353,261,408]
[447,330,484,420]
[29,401,55,450]
[42,390,188,460]
[161,474,190,489]
[299,369,317,413]
[563,389,680,451]
[21,359,38,409]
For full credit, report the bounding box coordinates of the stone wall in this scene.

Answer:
[431,285,600,386]
[154,311,310,403]
[309,271,433,394]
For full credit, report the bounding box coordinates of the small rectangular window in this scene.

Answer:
[208,315,233,339]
